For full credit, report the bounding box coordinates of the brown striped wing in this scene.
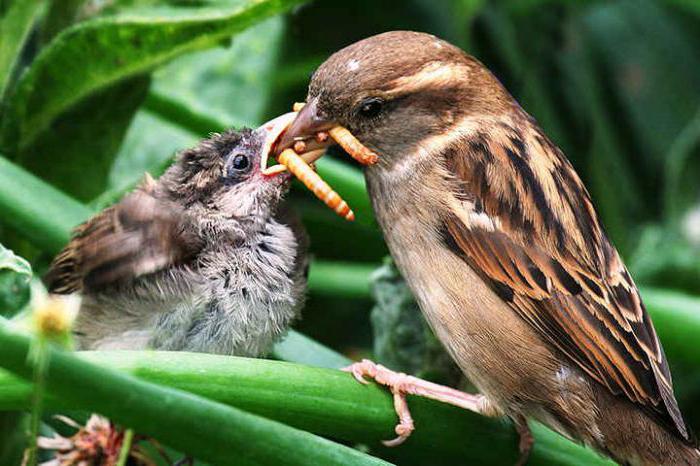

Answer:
[443,117,691,443]
[46,185,202,294]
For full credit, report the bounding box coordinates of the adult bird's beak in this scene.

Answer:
[276,97,337,154]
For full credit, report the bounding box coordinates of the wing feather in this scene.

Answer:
[442,116,691,442]
[46,179,203,294]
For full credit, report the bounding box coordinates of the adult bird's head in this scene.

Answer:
[278,31,515,170]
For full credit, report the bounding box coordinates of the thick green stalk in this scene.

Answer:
[0,156,92,252]
[270,329,351,369]
[308,261,373,298]
[0,322,391,466]
[642,288,700,368]
[0,349,612,466]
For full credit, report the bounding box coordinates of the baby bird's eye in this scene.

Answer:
[231,154,250,172]
[357,97,384,119]
[225,153,252,181]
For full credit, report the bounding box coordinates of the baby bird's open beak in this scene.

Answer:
[257,112,298,172]
[257,107,334,175]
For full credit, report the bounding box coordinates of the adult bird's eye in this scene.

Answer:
[357,97,384,118]
[231,154,249,171]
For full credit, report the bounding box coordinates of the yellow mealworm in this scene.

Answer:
[277,148,355,221]
[328,126,379,165]
[262,149,326,175]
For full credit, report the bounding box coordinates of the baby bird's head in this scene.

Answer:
[160,125,292,224]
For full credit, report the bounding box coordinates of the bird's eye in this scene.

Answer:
[357,97,384,118]
[231,154,250,172]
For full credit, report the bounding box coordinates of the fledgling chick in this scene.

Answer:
[278,31,699,465]
[46,124,308,357]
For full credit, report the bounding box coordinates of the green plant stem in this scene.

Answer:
[116,429,134,466]
[0,321,391,466]
[0,155,92,252]
[642,288,700,368]
[308,261,373,298]
[270,330,351,369]
[0,349,612,466]
[2,0,310,151]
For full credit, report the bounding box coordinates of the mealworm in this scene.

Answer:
[292,102,379,165]
[277,148,355,221]
[328,126,379,165]
[262,149,326,175]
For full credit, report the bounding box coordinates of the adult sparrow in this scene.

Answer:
[277,31,698,465]
[46,116,308,357]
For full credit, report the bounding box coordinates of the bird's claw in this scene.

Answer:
[343,359,417,446]
[381,414,414,447]
[341,359,374,385]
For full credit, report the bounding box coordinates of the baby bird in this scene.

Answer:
[46,122,307,357]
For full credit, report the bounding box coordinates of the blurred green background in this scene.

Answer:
[1,0,700,464]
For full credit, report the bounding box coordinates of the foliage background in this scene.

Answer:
[0,0,699,465]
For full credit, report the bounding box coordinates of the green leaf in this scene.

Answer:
[0,243,32,316]
[151,15,285,128]
[0,242,31,277]
[20,75,150,201]
[107,15,287,196]
[0,0,45,99]
[38,0,85,45]
[0,0,308,152]
[0,322,392,466]
[105,108,199,196]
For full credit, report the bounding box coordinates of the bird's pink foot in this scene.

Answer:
[343,359,488,446]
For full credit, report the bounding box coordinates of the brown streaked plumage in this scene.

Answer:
[443,118,685,439]
[277,31,699,465]
[46,175,202,295]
